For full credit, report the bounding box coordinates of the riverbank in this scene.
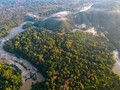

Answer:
[113,50,120,76]
[0,22,44,90]
[113,63,120,75]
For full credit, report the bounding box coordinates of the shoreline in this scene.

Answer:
[0,22,44,90]
[113,50,120,76]
[113,62,120,76]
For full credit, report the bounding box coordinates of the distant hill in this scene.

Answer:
[34,11,74,32]
[74,1,120,51]
[31,0,120,33]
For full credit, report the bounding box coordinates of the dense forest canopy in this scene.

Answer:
[3,27,120,90]
[1,0,120,90]
[0,61,22,90]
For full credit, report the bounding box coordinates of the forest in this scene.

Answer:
[74,2,120,52]
[0,61,22,90]
[1,0,120,90]
[0,0,81,38]
[0,1,24,38]
[3,27,120,90]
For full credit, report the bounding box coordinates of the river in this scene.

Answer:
[0,22,45,90]
[113,50,120,76]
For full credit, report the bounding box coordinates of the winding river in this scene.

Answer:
[0,22,45,90]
